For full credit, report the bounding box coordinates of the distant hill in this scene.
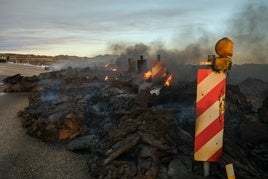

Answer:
[1,53,267,83]
[1,53,55,66]
[1,53,119,67]
[165,63,268,84]
[238,78,268,111]
[51,54,119,69]
[229,64,268,84]
[113,56,268,84]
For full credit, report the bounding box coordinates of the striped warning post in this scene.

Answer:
[151,60,166,81]
[194,69,226,162]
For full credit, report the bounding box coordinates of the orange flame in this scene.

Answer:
[144,70,152,80]
[164,75,173,87]
[104,75,109,81]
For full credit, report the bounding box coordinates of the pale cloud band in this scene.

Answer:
[0,0,267,64]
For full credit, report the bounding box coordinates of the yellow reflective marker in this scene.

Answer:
[225,163,235,179]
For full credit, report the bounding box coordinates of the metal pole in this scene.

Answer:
[203,161,210,177]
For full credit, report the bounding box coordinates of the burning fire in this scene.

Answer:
[164,75,173,87]
[104,75,109,81]
[105,63,117,72]
[144,70,152,80]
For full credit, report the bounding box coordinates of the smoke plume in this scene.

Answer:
[228,2,268,64]
[110,2,268,67]
[109,37,214,81]
[107,2,268,80]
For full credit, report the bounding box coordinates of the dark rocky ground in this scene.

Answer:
[0,81,91,179]
[2,66,268,178]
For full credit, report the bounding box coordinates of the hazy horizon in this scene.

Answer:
[1,0,268,64]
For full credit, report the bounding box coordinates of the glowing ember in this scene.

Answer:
[144,70,152,80]
[164,75,173,87]
[105,64,109,68]
[104,75,109,81]
[111,68,117,72]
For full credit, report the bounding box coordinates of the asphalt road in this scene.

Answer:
[0,62,46,77]
[0,63,91,179]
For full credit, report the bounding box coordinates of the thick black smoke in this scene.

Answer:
[110,43,151,60]
[109,2,267,81]
[110,37,212,65]
[109,38,213,81]
[228,2,268,64]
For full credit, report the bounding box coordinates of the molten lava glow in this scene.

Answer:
[144,70,152,80]
[164,75,173,87]
[105,64,109,68]
[104,75,109,81]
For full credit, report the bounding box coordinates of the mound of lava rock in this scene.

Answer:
[3,67,268,178]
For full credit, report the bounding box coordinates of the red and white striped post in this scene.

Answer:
[194,69,226,176]
[194,37,233,177]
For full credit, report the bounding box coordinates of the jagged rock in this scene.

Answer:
[134,89,151,107]
[58,112,85,141]
[3,74,38,92]
[67,135,100,152]
[97,108,191,178]
[225,85,253,126]
[7,66,267,178]
[168,157,193,178]
[104,133,140,165]
[3,74,23,84]
[110,79,138,94]
[4,83,23,92]
[240,122,268,143]
[239,78,268,111]
[21,111,85,142]
[100,161,137,179]
[138,131,169,150]
[222,134,268,179]
[139,144,157,158]
[137,157,153,177]
[259,97,268,123]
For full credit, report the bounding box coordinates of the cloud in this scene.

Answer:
[1,0,267,62]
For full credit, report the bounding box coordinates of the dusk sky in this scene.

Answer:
[0,0,267,63]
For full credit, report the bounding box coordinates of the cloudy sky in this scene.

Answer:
[0,0,267,62]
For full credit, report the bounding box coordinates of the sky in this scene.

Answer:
[0,0,267,63]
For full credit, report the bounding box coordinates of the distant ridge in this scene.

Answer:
[0,53,119,66]
[229,64,268,83]
[1,53,267,83]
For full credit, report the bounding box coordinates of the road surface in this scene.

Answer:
[0,62,46,77]
[0,63,91,178]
